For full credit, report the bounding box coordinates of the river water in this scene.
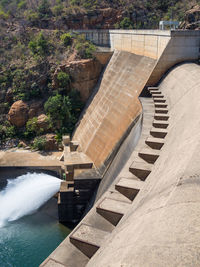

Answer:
[0,172,71,267]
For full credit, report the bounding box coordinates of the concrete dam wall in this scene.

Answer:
[86,62,200,267]
[73,30,200,172]
[73,50,155,172]
[41,30,200,266]
[42,62,200,267]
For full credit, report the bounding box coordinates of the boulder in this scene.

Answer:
[28,100,43,119]
[180,5,200,30]
[37,114,50,132]
[44,134,59,151]
[8,100,29,127]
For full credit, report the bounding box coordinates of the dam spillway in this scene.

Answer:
[0,173,61,227]
[27,29,200,266]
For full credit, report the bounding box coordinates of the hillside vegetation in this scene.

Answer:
[0,0,199,29]
[0,0,199,150]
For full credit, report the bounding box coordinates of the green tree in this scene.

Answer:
[44,94,71,122]
[32,136,46,150]
[38,0,51,19]
[57,71,70,89]
[120,17,134,29]
[28,32,49,57]
[60,33,72,47]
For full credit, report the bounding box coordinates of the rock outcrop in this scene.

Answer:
[44,134,59,151]
[30,8,122,30]
[53,58,102,101]
[28,100,43,119]
[8,100,29,127]
[180,5,200,30]
[36,114,50,132]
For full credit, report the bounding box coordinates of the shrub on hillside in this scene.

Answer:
[60,33,72,47]
[38,0,52,19]
[119,17,134,29]
[44,90,83,135]
[28,32,50,57]
[57,71,70,89]
[52,4,63,16]
[32,136,46,150]
[75,34,96,58]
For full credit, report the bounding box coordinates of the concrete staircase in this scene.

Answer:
[41,86,169,266]
[65,87,170,262]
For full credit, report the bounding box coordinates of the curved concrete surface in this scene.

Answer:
[73,50,155,172]
[86,63,200,266]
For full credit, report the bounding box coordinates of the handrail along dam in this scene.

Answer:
[41,30,200,267]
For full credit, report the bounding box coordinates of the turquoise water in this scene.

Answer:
[0,172,71,267]
[0,208,70,267]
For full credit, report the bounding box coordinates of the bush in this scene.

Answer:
[57,71,70,89]
[44,94,71,122]
[27,11,39,24]
[17,0,26,9]
[12,69,41,101]
[38,0,51,19]
[52,4,63,16]
[25,115,52,139]
[60,33,72,47]
[119,17,134,29]
[32,136,46,150]
[28,32,50,57]
[44,92,83,135]
[5,125,16,138]
[82,0,97,10]
[0,124,16,141]
[75,35,96,58]
[0,8,8,19]
[25,117,38,138]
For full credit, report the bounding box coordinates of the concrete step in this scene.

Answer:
[69,224,109,258]
[70,141,79,152]
[154,114,169,121]
[145,137,164,150]
[142,107,155,113]
[65,152,93,171]
[141,99,154,104]
[152,94,164,98]
[107,190,132,204]
[96,198,130,226]
[155,103,168,108]
[150,128,168,138]
[118,168,140,181]
[150,90,161,95]
[153,120,169,129]
[155,108,168,114]
[148,87,159,91]
[153,98,166,103]
[138,148,160,163]
[115,178,144,201]
[129,161,152,181]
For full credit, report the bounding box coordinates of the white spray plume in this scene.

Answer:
[0,173,61,227]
